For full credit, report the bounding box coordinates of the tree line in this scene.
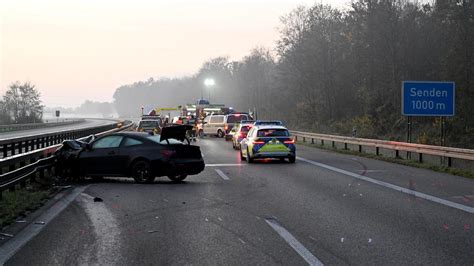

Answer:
[113,0,473,148]
[0,82,43,124]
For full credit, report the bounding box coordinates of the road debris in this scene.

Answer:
[15,220,27,223]
[34,221,46,225]
[93,197,103,202]
[0,233,14,238]
[340,237,344,243]
[148,230,159,234]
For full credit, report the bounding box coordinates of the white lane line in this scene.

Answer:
[0,186,89,264]
[265,218,323,266]
[77,193,123,265]
[297,156,474,214]
[207,164,245,167]
[215,169,230,180]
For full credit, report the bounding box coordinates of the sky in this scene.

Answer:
[0,0,355,107]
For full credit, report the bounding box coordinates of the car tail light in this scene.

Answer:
[284,139,295,144]
[239,132,246,137]
[252,140,265,144]
[160,150,176,157]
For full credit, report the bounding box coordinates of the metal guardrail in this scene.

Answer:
[0,119,85,133]
[0,121,133,197]
[0,120,123,159]
[290,130,474,167]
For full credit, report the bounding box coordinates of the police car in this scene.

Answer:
[240,125,295,163]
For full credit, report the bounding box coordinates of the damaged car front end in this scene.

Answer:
[54,125,205,183]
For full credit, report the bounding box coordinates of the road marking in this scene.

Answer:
[77,193,123,265]
[0,186,89,264]
[297,156,474,214]
[215,169,230,180]
[207,163,245,167]
[265,218,324,266]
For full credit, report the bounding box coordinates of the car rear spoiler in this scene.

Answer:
[160,125,193,143]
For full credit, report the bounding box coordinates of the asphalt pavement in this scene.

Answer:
[0,119,117,140]
[2,137,473,265]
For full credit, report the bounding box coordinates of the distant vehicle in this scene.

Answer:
[200,113,251,138]
[54,125,205,183]
[196,99,210,105]
[232,122,254,150]
[137,119,162,134]
[254,120,283,126]
[240,125,295,163]
[200,114,225,137]
[223,113,251,138]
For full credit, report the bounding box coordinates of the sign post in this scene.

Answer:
[402,81,455,161]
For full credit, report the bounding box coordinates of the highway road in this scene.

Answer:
[0,119,117,140]
[2,137,473,265]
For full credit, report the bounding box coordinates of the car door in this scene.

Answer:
[80,135,124,176]
[203,116,211,134]
[240,127,254,155]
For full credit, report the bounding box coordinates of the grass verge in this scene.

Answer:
[297,141,474,180]
[0,188,50,226]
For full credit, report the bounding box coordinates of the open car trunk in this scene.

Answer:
[160,125,193,143]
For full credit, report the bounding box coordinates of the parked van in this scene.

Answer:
[200,113,250,138]
[200,115,226,137]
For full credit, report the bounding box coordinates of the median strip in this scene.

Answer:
[265,218,323,266]
[297,156,474,214]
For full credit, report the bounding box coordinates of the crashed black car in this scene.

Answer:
[55,125,205,183]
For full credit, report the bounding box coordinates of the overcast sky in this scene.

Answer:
[0,0,365,107]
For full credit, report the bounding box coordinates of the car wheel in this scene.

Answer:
[240,149,245,161]
[289,156,296,163]
[217,130,224,138]
[131,160,155,183]
[246,148,254,163]
[168,174,187,183]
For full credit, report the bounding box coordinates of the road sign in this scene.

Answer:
[55,110,60,117]
[402,81,455,116]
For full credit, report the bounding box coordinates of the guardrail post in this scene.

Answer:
[303,137,306,143]
[321,139,324,146]
[332,141,335,148]
[18,141,22,155]
[311,138,314,144]
[395,150,400,158]
[2,145,6,158]
[344,143,348,150]
[295,135,298,141]
[358,145,362,153]
[11,143,15,156]
[376,147,379,156]
[418,153,423,163]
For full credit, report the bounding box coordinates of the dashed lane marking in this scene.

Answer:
[215,169,230,180]
[265,218,324,266]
